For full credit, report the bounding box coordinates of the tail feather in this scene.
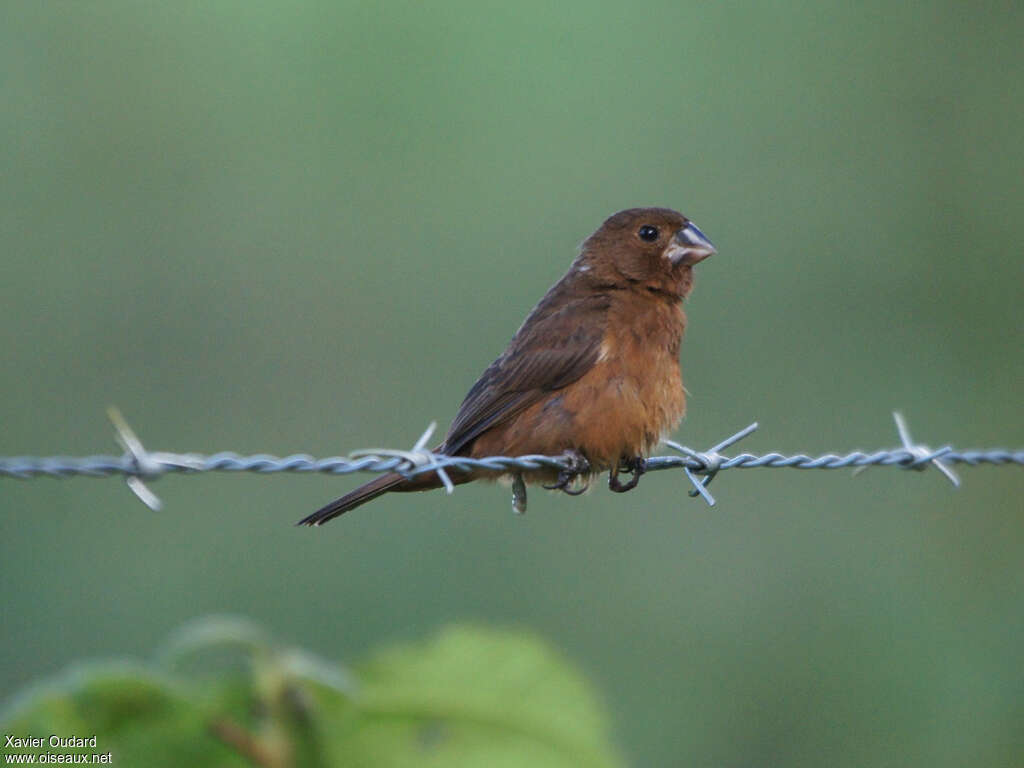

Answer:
[298,472,409,526]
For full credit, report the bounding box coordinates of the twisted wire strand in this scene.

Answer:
[0,411,1020,510]
[6,448,1022,481]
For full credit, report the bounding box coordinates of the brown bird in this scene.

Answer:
[299,207,714,525]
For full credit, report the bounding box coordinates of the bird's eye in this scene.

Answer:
[637,225,659,242]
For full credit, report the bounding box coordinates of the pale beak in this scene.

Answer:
[668,222,716,266]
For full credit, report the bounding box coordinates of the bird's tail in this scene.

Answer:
[297,472,411,526]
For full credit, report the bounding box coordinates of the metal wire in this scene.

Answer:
[1,409,1020,511]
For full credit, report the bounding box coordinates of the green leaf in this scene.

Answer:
[1,619,621,768]
[329,625,622,768]
[1,662,247,767]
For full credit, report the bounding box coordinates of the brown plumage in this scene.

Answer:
[299,207,715,525]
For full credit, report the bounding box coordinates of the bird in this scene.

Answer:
[299,207,715,526]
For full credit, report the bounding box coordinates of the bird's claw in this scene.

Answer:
[608,456,646,493]
[543,451,591,496]
[549,476,589,496]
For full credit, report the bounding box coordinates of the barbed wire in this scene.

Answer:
[1,409,1020,512]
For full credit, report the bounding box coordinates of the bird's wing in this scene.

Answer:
[442,292,610,456]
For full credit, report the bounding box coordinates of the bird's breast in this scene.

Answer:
[558,296,687,467]
[468,293,688,474]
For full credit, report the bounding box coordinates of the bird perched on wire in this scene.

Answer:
[299,207,715,525]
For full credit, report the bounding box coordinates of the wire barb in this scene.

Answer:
[511,473,528,514]
[891,411,960,487]
[107,407,163,511]
[1,412,1019,511]
[349,421,455,494]
[663,422,759,506]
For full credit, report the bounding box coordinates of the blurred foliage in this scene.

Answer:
[1,1,1022,766]
[1,617,620,768]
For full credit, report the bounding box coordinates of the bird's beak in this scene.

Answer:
[667,222,716,266]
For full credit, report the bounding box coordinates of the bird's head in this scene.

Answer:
[576,207,715,298]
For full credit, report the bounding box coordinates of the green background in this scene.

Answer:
[2,1,1022,765]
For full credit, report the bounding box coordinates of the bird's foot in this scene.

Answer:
[543,450,591,496]
[608,456,646,493]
